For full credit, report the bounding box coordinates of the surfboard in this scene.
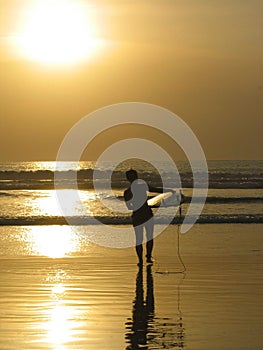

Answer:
[147,190,182,207]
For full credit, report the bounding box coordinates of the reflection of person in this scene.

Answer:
[125,266,185,349]
[124,169,171,265]
[125,265,154,349]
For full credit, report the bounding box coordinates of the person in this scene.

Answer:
[124,169,172,266]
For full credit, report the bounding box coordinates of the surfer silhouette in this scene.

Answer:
[124,169,172,265]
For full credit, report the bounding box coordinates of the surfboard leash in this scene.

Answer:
[155,204,186,274]
[177,218,186,274]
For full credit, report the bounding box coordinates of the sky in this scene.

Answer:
[0,0,262,161]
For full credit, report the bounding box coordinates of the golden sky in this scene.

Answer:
[0,0,262,160]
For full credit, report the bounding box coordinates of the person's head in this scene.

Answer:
[126,169,138,183]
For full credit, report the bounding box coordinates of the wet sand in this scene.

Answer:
[0,224,263,349]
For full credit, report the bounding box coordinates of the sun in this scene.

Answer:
[16,0,101,64]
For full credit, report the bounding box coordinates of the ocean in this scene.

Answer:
[0,160,262,226]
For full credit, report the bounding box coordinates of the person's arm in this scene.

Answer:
[124,189,133,210]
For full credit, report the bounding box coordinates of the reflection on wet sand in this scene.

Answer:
[39,269,82,349]
[125,266,185,349]
[1,225,263,349]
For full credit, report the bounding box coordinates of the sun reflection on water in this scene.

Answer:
[28,226,80,258]
[29,190,95,217]
[52,283,66,296]
[38,280,85,350]
[44,302,81,349]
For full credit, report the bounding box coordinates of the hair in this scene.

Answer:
[125,169,138,182]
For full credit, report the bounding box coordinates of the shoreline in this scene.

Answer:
[1,214,263,226]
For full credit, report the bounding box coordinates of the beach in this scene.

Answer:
[1,0,262,347]
[0,223,262,350]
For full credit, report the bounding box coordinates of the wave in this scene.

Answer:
[0,162,262,190]
[187,196,263,204]
[0,214,262,226]
[0,190,262,204]
[0,160,262,190]
[0,177,262,191]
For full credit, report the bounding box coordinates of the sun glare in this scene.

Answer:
[16,0,102,64]
[29,226,79,258]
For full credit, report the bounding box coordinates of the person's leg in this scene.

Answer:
[145,218,154,263]
[134,224,143,265]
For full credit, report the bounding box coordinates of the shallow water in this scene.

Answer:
[0,224,263,349]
